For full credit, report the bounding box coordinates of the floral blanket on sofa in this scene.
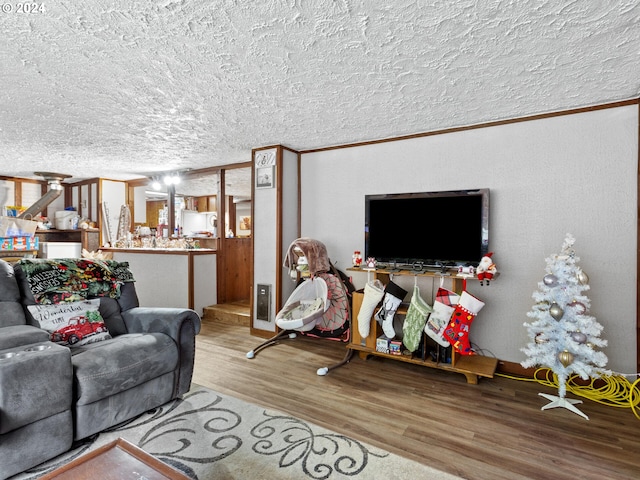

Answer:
[18,258,135,304]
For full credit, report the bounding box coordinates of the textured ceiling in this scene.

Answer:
[1,1,639,195]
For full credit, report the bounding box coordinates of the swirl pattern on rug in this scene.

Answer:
[12,387,457,480]
[250,412,387,479]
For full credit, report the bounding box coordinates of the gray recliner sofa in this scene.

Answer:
[0,259,201,479]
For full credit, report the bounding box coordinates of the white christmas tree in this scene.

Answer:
[522,233,609,419]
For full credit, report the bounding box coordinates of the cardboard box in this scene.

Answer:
[1,237,13,250]
[389,340,403,355]
[0,236,38,251]
[376,335,390,354]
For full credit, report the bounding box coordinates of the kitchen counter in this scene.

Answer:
[102,248,217,315]
[102,247,216,254]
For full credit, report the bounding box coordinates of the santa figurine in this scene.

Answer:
[476,252,497,286]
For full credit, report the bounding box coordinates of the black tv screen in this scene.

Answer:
[365,189,489,268]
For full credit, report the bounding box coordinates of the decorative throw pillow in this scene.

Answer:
[27,299,111,347]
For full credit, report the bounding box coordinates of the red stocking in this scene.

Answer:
[443,290,484,355]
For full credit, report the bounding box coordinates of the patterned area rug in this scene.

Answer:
[12,385,461,480]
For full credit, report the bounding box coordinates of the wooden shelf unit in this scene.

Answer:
[348,267,498,384]
[35,229,100,253]
[0,250,37,263]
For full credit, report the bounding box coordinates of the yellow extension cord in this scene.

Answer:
[496,368,640,420]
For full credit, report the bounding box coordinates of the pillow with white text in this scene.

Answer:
[27,299,111,347]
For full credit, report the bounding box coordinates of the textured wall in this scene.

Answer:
[300,104,638,373]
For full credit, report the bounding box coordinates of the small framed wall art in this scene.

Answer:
[256,165,274,189]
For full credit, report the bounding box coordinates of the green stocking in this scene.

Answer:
[402,286,432,352]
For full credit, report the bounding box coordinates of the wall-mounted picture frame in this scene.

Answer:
[240,216,251,230]
[256,165,275,189]
[255,149,276,167]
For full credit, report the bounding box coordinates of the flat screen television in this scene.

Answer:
[365,189,490,269]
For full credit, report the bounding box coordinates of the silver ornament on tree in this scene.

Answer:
[549,302,564,320]
[577,269,589,285]
[543,274,558,287]
[570,331,587,344]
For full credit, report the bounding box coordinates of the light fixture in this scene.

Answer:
[163,173,181,185]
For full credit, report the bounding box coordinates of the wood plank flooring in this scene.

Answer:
[193,321,640,480]
[202,301,250,326]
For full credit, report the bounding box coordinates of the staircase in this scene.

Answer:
[202,301,250,326]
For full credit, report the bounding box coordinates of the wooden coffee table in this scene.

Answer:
[39,438,190,479]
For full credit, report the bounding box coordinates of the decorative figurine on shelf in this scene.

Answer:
[365,257,377,269]
[476,252,497,286]
[352,250,363,267]
[457,265,475,278]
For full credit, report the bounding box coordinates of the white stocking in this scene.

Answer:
[374,282,408,339]
[357,280,384,338]
[424,286,460,347]
[378,296,401,338]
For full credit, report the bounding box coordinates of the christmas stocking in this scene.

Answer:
[357,279,385,339]
[402,285,433,352]
[375,281,408,339]
[443,290,485,355]
[424,287,459,347]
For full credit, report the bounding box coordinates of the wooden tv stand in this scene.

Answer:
[347,267,498,384]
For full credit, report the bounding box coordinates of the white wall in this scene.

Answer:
[20,182,41,212]
[253,148,279,330]
[91,183,98,222]
[183,210,207,234]
[299,105,638,373]
[252,147,301,331]
[0,180,15,211]
[80,184,89,219]
[280,148,300,305]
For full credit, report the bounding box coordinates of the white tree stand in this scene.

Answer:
[539,392,588,420]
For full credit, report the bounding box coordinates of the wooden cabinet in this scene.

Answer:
[81,229,101,252]
[348,268,498,384]
[145,200,165,228]
[196,196,217,213]
[216,237,251,303]
[35,229,100,253]
[0,250,37,262]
